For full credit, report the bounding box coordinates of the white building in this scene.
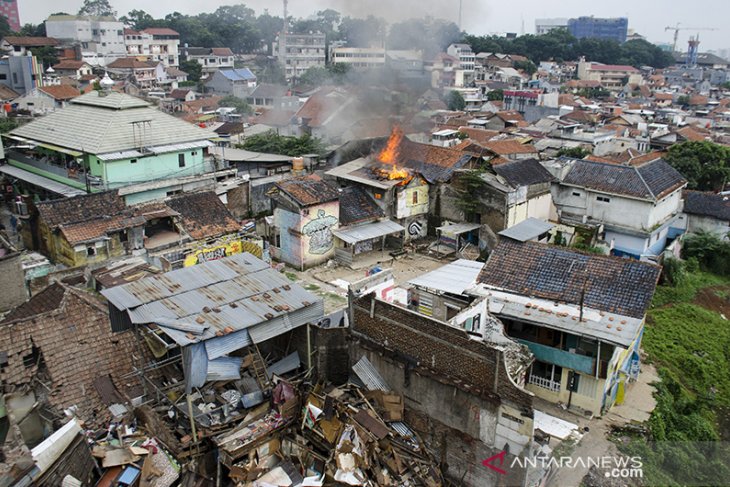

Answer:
[330,47,385,69]
[535,18,569,35]
[184,47,234,73]
[549,156,687,259]
[45,14,127,67]
[123,28,180,67]
[273,33,326,79]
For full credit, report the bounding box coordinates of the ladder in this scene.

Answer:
[249,343,270,389]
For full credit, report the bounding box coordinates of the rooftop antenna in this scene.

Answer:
[281,0,288,77]
[458,0,463,31]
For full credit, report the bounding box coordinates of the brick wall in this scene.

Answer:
[0,285,141,426]
[351,294,533,411]
[0,252,26,312]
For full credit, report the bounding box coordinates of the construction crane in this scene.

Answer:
[665,23,718,52]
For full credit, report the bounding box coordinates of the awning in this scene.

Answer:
[148,140,213,155]
[35,143,82,158]
[437,222,481,235]
[0,164,86,197]
[97,150,144,161]
[333,219,405,245]
[498,218,554,242]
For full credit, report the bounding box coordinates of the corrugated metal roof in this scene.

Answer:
[352,356,390,391]
[484,290,642,347]
[0,165,86,197]
[267,351,301,378]
[436,222,481,235]
[10,91,216,155]
[498,218,554,242]
[206,356,242,382]
[148,140,213,154]
[102,252,323,347]
[96,150,144,161]
[332,219,405,244]
[408,259,484,295]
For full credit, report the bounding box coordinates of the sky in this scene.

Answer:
[18,0,730,52]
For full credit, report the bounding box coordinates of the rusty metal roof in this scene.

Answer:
[101,253,323,346]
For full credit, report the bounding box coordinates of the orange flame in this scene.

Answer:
[378,126,404,165]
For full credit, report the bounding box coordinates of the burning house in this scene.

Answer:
[326,127,479,243]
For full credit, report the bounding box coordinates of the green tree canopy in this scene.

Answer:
[556,146,591,159]
[665,141,730,191]
[486,88,504,101]
[78,0,116,17]
[179,59,202,82]
[239,131,325,156]
[447,90,466,111]
[219,95,252,115]
[463,29,674,68]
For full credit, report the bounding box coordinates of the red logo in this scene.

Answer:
[482,450,507,475]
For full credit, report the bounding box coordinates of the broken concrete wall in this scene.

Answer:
[347,295,536,486]
[0,245,26,312]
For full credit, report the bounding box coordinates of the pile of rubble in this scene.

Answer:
[85,352,442,486]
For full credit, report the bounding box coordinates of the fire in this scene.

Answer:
[378,126,404,165]
[375,166,410,180]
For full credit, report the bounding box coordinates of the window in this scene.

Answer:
[0,74,5,80]
[92,29,98,35]
[178,154,186,167]
[572,191,581,197]
[87,246,96,256]
[597,196,610,203]
[130,158,137,164]
[412,191,418,205]
[191,151,197,156]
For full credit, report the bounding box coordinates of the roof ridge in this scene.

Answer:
[632,163,656,201]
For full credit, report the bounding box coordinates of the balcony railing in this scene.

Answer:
[528,374,561,392]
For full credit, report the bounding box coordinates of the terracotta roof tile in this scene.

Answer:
[480,240,661,318]
[483,139,537,155]
[165,191,240,240]
[275,174,340,207]
[339,186,384,225]
[683,190,730,220]
[36,191,126,228]
[2,36,59,47]
[38,84,81,101]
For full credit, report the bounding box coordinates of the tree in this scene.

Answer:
[664,141,730,191]
[682,231,730,276]
[514,59,537,76]
[180,59,202,82]
[0,15,11,37]
[18,23,45,37]
[78,0,116,17]
[239,131,325,156]
[219,95,252,115]
[487,88,504,101]
[556,146,591,159]
[447,90,465,111]
[338,16,386,48]
[677,95,690,108]
[119,10,157,30]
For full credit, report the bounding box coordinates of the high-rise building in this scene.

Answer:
[0,0,20,32]
[535,18,569,36]
[273,33,326,80]
[45,15,127,67]
[568,17,629,43]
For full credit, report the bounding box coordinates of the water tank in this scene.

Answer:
[292,157,305,174]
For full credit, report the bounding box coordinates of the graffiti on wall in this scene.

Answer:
[302,209,338,255]
[183,238,263,267]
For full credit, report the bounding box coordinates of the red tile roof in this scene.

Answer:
[211,47,234,56]
[141,28,179,36]
[483,139,537,155]
[53,60,88,70]
[457,127,500,144]
[2,36,59,47]
[38,84,81,101]
[107,57,157,69]
[590,64,639,72]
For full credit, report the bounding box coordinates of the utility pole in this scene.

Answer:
[458,0,463,31]
[281,0,288,80]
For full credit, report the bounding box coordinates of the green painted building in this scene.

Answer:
[1,90,220,204]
